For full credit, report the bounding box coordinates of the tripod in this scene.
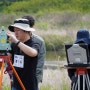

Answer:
[0,54,26,90]
[72,67,90,90]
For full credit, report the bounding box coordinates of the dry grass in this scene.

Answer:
[41,68,71,90]
[2,72,11,86]
[2,68,71,90]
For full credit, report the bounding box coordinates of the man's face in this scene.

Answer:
[14,27,25,41]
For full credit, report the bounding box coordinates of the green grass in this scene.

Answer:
[40,85,57,90]
[1,0,90,14]
[0,0,90,61]
[3,79,70,90]
[2,85,10,90]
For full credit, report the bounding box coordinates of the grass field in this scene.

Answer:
[2,67,71,90]
[41,69,71,90]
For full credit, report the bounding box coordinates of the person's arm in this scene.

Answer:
[7,52,12,58]
[6,31,38,57]
[17,41,38,57]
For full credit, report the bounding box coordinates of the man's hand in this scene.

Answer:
[6,31,19,44]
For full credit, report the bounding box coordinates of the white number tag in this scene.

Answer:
[13,54,24,68]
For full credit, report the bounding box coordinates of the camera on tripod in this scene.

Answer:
[65,44,90,90]
[0,26,11,55]
[65,44,90,67]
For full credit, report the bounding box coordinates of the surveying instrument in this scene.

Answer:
[65,44,90,90]
[0,26,26,90]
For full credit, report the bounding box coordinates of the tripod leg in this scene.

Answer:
[71,74,78,90]
[85,74,90,90]
[75,79,78,90]
[0,56,26,90]
[78,75,80,90]
[83,74,85,90]
[8,58,26,90]
[72,75,78,90]
[72,79,77,90]
[0,58,4,90]
[72,82,75,90]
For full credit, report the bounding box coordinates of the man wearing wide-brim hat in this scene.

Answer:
[68,29,90,90]
[7,18,41,90]
[22,15,46,90]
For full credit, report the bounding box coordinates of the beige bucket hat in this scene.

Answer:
[8,18,35,32]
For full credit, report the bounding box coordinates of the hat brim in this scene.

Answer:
[8,23,35,32]
[75,38,90,44]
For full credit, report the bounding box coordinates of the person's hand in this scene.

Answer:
[6,31,19,44]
